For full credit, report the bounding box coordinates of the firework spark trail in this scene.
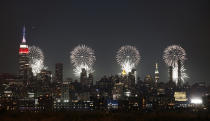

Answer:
[172,65,189,84]
[28,46,45,76]
[180,64,189,82]
[116,45,140,74]
[70,45,96,77]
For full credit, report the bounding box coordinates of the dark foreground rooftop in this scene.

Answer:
[0,111,209,121]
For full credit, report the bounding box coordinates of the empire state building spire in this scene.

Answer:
[22,26,26,43]
[18,26,30,82]
[19,26,29,54]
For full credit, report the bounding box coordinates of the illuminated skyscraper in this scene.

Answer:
[154,63,159,83]
[61,81,70,109]
[131,69,137,84]
[128,71,135,88]
[18,26,29,78]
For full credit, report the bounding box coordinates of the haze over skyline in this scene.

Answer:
[0,0,210,83]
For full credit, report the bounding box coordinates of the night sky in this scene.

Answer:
[0,0,210,83]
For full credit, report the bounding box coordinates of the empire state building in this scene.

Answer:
[18,26,29,77]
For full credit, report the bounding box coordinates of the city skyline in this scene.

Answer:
[3,27,188,83]
[1,1,210,118]
[0,0,210,83]
[0,26,205,84]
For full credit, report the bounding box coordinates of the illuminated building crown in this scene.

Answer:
[19,26,29,54]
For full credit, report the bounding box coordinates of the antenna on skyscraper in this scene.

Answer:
[22,25,26,43]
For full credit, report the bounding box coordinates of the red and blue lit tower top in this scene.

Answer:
[19,26,29,54]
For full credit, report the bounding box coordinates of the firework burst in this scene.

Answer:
[116,45,140,74]
[163,45,188,84]
[70,45,96,77]
[163,45,186,67]
[28,46,45,76]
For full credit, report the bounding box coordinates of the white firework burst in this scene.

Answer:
[116,45,140,74]
[163,45,186,67]
[28,46,45,76]
[121,60,135,74]
[163,45,189,84]
[70,45,96,77]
